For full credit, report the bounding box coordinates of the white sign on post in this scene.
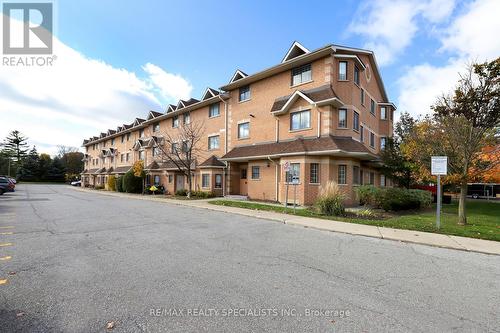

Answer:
[431,156,447,229]
[431,156,448,175]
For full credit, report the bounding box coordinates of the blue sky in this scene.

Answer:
[1,0,499,154]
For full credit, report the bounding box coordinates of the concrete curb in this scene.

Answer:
[73,187,500,255]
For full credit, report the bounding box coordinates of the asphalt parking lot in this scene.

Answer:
[0,184,499,332]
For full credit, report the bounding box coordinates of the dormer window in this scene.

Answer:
[239,85,250,102]
[291,63,312,86]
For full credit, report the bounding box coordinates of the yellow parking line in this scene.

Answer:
[0,279,7,285]
[0,232,13,235]
[0,256,12,261]
[0,243,12,247]
[0,226,14,229]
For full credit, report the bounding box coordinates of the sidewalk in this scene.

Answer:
[73,187,500,255]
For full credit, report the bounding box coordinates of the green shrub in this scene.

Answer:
[123,170,143,193]
[115,175,124,192]
[175,189,188,196]
[95,184,105,190]
[314,181,345,216]
[355,185,382,206]
[192,190,216,198]
[379,188,432,211]
[354,207,377,218]
[107,176,116,191]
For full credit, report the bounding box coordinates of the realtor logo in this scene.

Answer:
[2,2,53,54]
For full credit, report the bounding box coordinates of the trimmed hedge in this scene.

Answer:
[116,175,124,192]
[123,170,143,193]
[355,185,432,211]
[192,190,216,198]
[107,176,116,191]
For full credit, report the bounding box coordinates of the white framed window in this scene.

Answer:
[354,66,360,85]
[215,174,222,189]
[238,122,250,139]
[139,150,145,160]
[361,89,365,105]
[338,109,347,128]
[111,138,115,145]
[208,135,220,150]
[126,153,130,162]
[360,125,364,142]
[121,135,124,143]
[152,147,160,157]
[209,103,220,118]
[370,99,376,115]
[239,85,250,102]
[353,111,359,131]
[353,166,360,185]
[338,165,347,184]
[251,166,260,180]
[153,122,160,132]
[120,154,124,162]
[139,129,144,138]
[290,110,311,130]
[380,107,387,120]
[183,113,190,125]
[370,132,375,148]
[291,63,312,85]
[202,174,210,188]
[338,61,347,80]
[172,115,179,128]
[126,133,131,141]
[310,163,319,184]
[380,137,387,150]
[154,175,160,186]
[380,174,386,187]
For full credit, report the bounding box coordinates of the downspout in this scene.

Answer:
[219,95,229,196]
[268,156,279,202]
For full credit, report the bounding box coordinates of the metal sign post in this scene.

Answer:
[292,175,299,213]
[431,156,448,229]
[283,162,290,212]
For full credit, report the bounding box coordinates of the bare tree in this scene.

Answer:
[56,145,80,158]
[156,120,205,198]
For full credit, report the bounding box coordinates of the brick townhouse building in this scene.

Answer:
[81,41,396,205]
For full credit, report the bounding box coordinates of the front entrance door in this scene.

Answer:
[176,174,185,191]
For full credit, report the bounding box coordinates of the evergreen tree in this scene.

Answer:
[47,157,66,182]
[1,130,29,163]
[17,147,40,181]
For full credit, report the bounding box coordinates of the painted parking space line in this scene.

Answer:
[0,243,13,247]
[0,279,7,285]
[0,256,12,261]
[0,226,15,229]
[0,232,13,235]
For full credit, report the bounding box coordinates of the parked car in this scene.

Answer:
[70,180,82,187]
[0,177,15,195]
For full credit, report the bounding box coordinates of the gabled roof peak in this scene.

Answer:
[202,87,220,100]
[282,41,310,63]
[229,69,248,84]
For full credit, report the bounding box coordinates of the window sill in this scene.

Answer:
[209,114,221,119]
[337,79,349,82]
[289,127,312,133]
[250,178,260,181]
[238,137,250,141]
[208,148,220,151]
[337,127,349,130]
[238,98,251,104]
[290,80,313,88]
[309,183,320,186]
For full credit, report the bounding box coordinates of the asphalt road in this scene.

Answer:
[0,184,499,332]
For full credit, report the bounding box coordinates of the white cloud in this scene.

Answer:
[0,16,192,155]
[349,0,456,66]
[440,0,500,59]
[396,0,500,118]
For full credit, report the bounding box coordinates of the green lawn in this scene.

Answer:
[209,200,500,242]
